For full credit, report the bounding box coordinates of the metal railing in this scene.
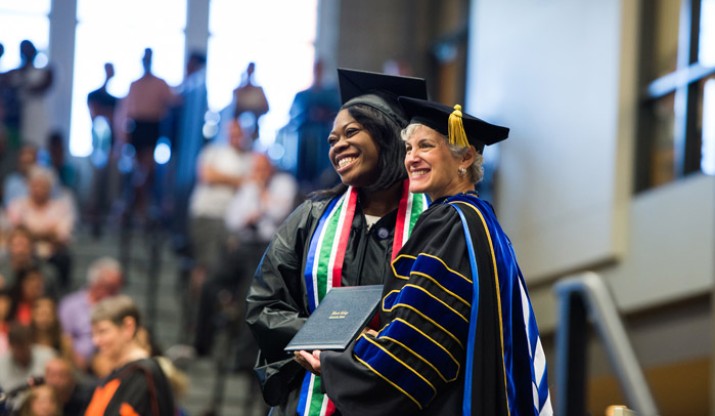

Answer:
[554,272,659,416]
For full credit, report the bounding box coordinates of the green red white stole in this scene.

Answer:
[299,181,427,416]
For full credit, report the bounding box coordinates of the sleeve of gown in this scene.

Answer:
[321,204,474,415]
[245,200,314,405]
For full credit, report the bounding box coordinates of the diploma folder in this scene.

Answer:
[284,285,384,352]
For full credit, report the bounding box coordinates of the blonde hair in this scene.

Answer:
[90,294,141,332]
[155,356,189,399]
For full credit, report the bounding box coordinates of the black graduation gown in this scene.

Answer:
[84,358,176,416]
[245,196,402,415]
[321,195,551,416]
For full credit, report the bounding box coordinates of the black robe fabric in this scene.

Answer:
[84,358,176,416]
[245,195,402,415]
[320,194,551,416]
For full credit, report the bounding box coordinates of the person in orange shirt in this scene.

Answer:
[84,295,175,416]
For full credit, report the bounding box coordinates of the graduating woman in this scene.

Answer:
[300,97,553,415]
[245,69,430,416]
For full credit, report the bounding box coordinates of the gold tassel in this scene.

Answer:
[448,104,469,148]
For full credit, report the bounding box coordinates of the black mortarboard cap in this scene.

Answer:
[398,96,509,153]
[338,68,428,126]
[338,68,428,104]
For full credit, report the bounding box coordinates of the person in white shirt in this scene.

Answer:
[193,153,298,365]
[0,322,56,409]
[224,153,298,244]
[187,118,254,289]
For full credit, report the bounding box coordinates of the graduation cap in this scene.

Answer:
[338,68,428,104]
[338,68,428,126]
[398,96,509,153]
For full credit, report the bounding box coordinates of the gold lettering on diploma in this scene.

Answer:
[329,311,349,319]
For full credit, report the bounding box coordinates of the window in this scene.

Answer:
[207,0,318,151]
[0,0,51,72]
[636,0,715,191]
[69,0,186,157]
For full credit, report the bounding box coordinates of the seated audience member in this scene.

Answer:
[84,295,176,415]
[8,265,47,325]
[58,257,123,371]
[6,166,75,290]
[2,143,38,207]
[18,384,61,416]
[44,357,93,415]
[187,117,254,292]
[30,297,75,366]
[0,323,56,398]
[224,153,299,249]
[193,153,298,359]
[0,226,58,291]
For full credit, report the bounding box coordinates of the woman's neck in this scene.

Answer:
[359,181,403,217]
[117,344,150,368]
[429,181,475,202]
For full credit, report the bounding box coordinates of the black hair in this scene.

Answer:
[8,321,32,346]
[347,103,407,192]
[8,263,44,321]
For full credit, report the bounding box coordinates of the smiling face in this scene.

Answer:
[91,317,134,364]
[404,124,474,200]
[328,109,381,188]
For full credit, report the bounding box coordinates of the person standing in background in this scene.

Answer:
[87,62,119,238]
[120,48,176,223]
[6,40,54,148]
[0,42,21,194]
[286,59,341,194]
[186,118,254,338]
[166,51,208,253]
[87,62,119,149]
[193,152,298,359]
[232,62,269,141]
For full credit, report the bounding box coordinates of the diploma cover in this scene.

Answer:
[285,285,383,352]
